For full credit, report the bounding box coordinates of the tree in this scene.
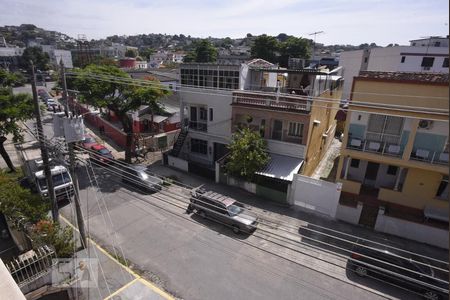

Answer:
[0,68,25,87]
[278,36,311,67]
[250,34,279,63]
[183,39,217,63]
[73,64,170,162]
[277,33,290,43]
[20,46,50,71]
[226,127,269,180]
[31,220,75,258]
[0,170,49,226]
[139,48,155,60]
[125,49,137,58]
[0,86,34,172]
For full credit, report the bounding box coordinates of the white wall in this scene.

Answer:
[416,120,449,136]
[349,111,369,126]
[267,139,306,159]
[289,174,342,218]
[375,211,449,249]
[336,203,363,225]
[168,155,188,172]
[347,158,368,182]
[374,164,397,188]
[368,46,449,73]
[180,87,233,138]
[338,50,366,99]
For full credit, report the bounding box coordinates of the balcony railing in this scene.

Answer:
[346,138,404,158]
[189,121,207,132]
[232,91,310,113]
[410,148,449,165]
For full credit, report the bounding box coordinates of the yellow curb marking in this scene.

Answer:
[103,277,139,300]
[60,215,174,300]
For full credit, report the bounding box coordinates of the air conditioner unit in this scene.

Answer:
[418,120,433,129]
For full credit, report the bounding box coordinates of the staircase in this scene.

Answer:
[171,130,188,157]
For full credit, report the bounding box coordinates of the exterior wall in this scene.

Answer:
[368,46,449,73]
[303,88,341,176]
[167,155,188,171]
[289,174,342,218]
[181,87,233,139]
[375,211,448,249]
[231,106,309,158]
[378,167,447,210]
[338,49,368,99]
[336,202,363,225]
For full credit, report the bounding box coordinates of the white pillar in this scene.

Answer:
[344,157,350,180]
[394,167,404,191]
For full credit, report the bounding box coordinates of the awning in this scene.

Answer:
[255,153,304,182]
[140,114,168,123]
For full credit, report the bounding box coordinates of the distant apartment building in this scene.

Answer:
[70,43,138,65]
[339,36,449,99]
[41,45,73,68]
[336,72,448,234]
[170,59,343,180]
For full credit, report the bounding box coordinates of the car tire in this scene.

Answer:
[199,210,206,219]
[232,225,240,234]
[354,265,368,277]
[423,290,440,300]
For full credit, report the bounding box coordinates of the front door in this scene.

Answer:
[364,162,379,187]
[359,203,379,228]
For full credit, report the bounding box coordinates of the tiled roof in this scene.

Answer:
[358,71,449,83]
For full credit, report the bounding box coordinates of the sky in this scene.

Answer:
[0,0,448,46]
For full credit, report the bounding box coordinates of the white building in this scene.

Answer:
[339,36,449,99]
[41,45,73,68]
[0,47,24,70]
[172,52,186,63]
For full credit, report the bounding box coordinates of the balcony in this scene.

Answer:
[410,148,449,165]
[346,138,404,158]
[232,91,310,113]
[189,121,207,132]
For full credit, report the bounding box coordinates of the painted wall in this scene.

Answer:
[168,155,189,172]
[266,139,306,159]
[290,174,342,218]
[375,211,448,249]
[338,49,368,99]
[336,202,363,225]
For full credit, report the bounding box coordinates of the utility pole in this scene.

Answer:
[309,31,324,64]
[59,59,69,112]
[60,63,87,248]
[30,61,59,222]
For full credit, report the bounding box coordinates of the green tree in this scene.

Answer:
[125,49,137,58]
[0,170,50,226]
[139,48,155,60]
[0,86,34,172]
[226,127,269,180]
[184,39,217,63]
[0,68,26,87]
[278,36,311,67]
[31,220,75,258]
[250,34,279,63]
[20,46,50,71]
[73,64,170,162]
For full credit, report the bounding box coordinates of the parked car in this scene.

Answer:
[89,144,114,165]
[79,135,97,151]
[121,165,163,193]
[46,99,58,111]
[188,188,258,234]
[349,240,448,300]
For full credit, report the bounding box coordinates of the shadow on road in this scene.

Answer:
[189,213,252,241]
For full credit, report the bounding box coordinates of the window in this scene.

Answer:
[209,108,213,121]
[443,58,449,68]
[436,176,448,200]
[260,119,266,138]
[401,56,405,63]
[364,57,368,63]
[367,114,404,144]
[387,165,398,175]
[288,122,304,137]
[434,41,441,47]
[421,57,435,67]
[191,139,208,155]
[271,120,283,140]
[412,42,416,46]
[350,159,360,168]
[199,107,207,121]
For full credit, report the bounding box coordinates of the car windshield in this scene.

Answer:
[227,204,243,216]
[38,172,71,190]
[98,149,110,155]
[139,171,149,180]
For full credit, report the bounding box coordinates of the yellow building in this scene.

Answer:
[336,71,449,228]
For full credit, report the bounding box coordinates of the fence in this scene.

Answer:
[335,202,363,224]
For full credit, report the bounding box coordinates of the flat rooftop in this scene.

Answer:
[358,71,449,84]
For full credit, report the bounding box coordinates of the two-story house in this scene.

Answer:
[336,71,449,231]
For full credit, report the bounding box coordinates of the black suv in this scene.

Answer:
[188,187,258,234]
[349,240,448,299]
